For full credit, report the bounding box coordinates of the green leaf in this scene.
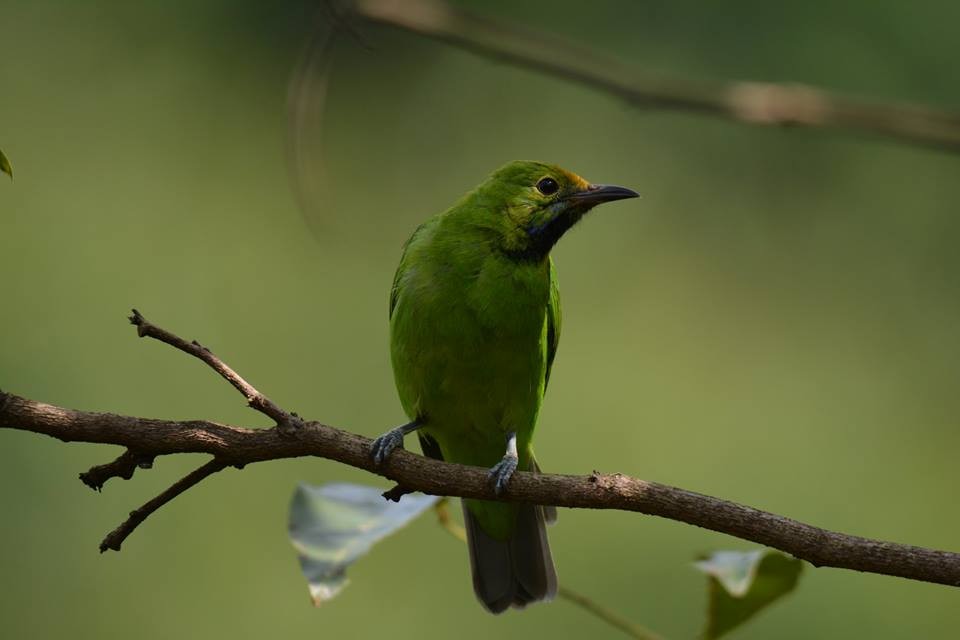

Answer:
[288,482,438,605]
[0,148,11,180]
[695,549,804,639]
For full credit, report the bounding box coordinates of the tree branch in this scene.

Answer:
[1,311,958,589]
[128,309,303,433]
[351,0,960,153]
[99,458,228,552]
[79,449,152,491]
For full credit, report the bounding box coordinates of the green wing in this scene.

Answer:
[389,251,407,319]
[389,221,429,319]
[545,258,562,388]
[389,221,445,461]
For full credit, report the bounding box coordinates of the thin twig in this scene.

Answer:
[1,311,959,589]
[129,309,302,431]
[99,458,228,552]
[79,449,153,491]
[352,0,960,153]
[433,500,665,640]
[382,484,416,502]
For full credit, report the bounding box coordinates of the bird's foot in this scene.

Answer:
[487,453,518,496]
[371,429,406,465]
[370,420,421,465]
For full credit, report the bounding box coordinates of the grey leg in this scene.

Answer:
[487,431,519,495]
[371,419,421,465]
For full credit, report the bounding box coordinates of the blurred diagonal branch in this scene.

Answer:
[1,310,959,588]
[352,0,960,153]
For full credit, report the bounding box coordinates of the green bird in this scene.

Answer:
[372,160,638,613]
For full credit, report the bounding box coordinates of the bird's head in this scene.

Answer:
[466,160,638,261]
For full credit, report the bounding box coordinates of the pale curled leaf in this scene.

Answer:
[288,482,438,605]
[694,549,803,639]
[0,148,11,179]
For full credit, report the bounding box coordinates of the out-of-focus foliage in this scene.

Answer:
[289,483,437,604]
[0,148,11,179]
[695,550,804,639]
[2,1,960,639]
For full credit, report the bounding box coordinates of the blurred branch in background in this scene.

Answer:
[1,311,959,589]
[351,0,960,153]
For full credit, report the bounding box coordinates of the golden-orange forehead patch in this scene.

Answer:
[560,169,591,191]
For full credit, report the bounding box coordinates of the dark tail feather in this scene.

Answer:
[462,501,558,614]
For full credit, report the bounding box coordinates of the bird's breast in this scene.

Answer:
[390,254,550,447]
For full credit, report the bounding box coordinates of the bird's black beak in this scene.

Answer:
[564,184,639,206]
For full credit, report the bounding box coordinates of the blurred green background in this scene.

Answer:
[2,1,959,638]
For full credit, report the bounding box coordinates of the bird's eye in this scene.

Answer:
[536,177,559,196]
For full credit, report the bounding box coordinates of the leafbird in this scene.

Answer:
[371,160,638,613]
